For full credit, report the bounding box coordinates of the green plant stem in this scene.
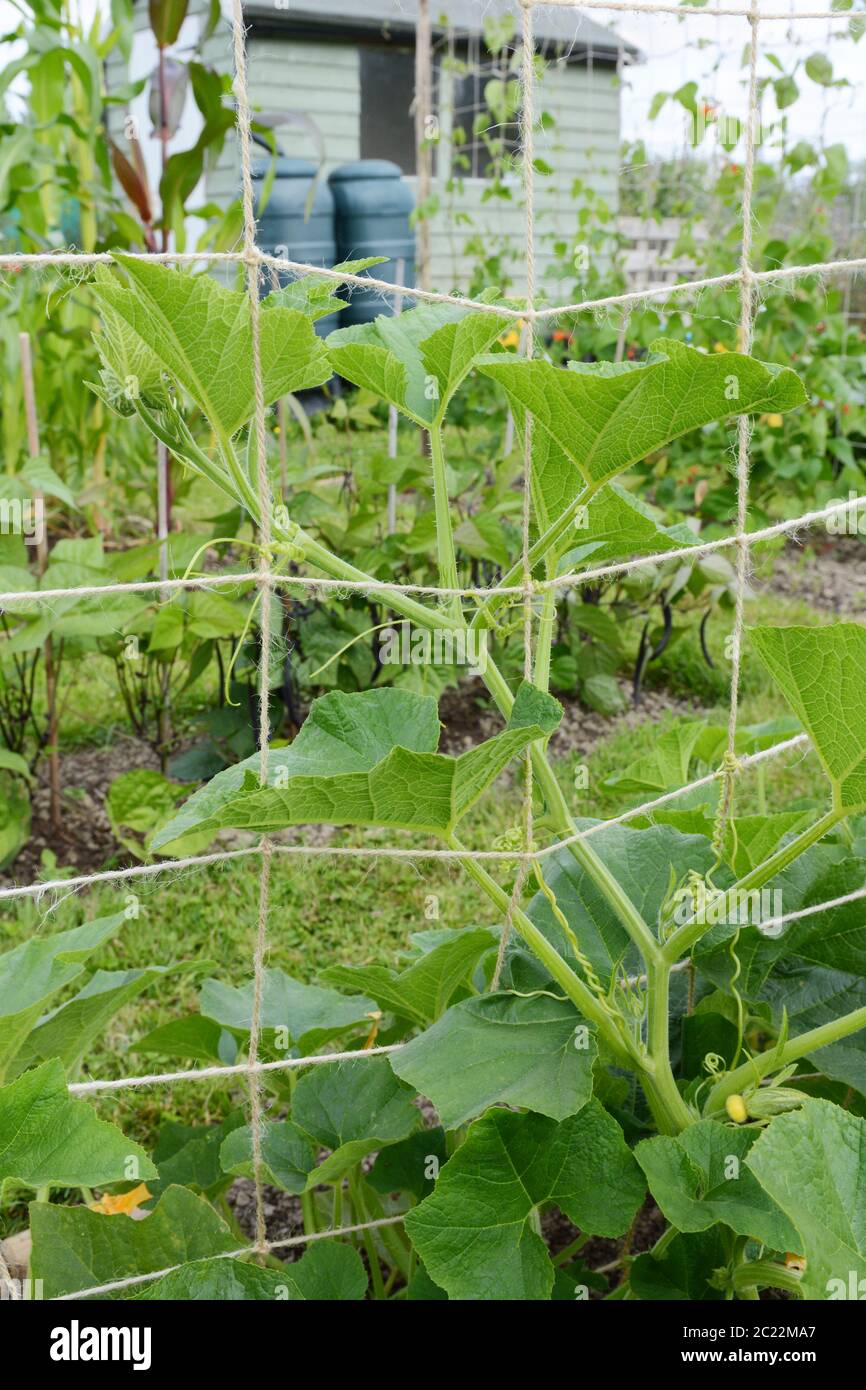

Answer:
[533,564,556,693]
[731,1260,803,1297]
[359,1182,412,1280]
[469,485,598,635]
[706,1004,866,1114]
[449,833,641,1068]
[300,1189,317,1237]
[481,653,662,967]
[661,807,843,964]
[644,959,695,1134]
[348,1172,386,1299]
[552,1233,589,1267]
[428,423,464,622]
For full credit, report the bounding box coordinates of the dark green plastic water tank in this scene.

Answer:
[328,160,415,327]
[252,157,337,332]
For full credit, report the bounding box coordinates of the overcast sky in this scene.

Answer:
[583,0,866,159]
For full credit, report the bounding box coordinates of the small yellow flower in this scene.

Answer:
[499,318,525,350]
[89,1182,152,1216]
[764,413,783,428]
[713,341,728,354]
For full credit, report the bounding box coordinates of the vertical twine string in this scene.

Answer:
[492,1,537,989]
[231,0,273,1255]
[718,0,761,841]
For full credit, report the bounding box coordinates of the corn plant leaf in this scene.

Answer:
[291,1055,420,1186]
[746,1100,866,1298]
[152,684,560,847]
[390,993,597,1128]
[219,1119,316,1194]
[478,338,805,523]
[197,969,377,1056]
[405,1103,644,1300]
[327,297,512,426]
[91,256,331,437]
[321,927,497,1025]
[0,912,125,1082]
[30,1185,238,1299]
[11,960,206,1078]
[135,1242,368,1300]
[0,1060,156,1190]
[635,1120,800,1251]
[751,623,866,811]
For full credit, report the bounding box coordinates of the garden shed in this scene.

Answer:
[111,0,637,293]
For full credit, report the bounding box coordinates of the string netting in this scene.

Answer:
[1,0,865,1299]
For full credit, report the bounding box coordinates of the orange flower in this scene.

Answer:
[89,1183,152,1216]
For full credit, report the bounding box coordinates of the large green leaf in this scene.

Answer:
[136,1258,288,1300]
[630,1229,727,1301]
[291,1055,419,1186]
[390,992,596,1128]
[88,264,169,416]
[368,1128,448,1201]
[558,481,699,567]
[220,1119,315,1193]
[603,720,706,796]
[321,927,496,1026]
[697,844,866,1000]
[197,969,377,1056]
[30,1185,238,1299]
[758,966,866,1095]
[131,1014,236,1065]
[746,1100,866,1298]
[327,297,511,426]
[751,624,866,812]
[152,684,560,847]
[0,1060,155,1190]
[136,1242,368,1300]
[405,1103,644,1300]
[0,912,125,1081]
[11,960,205,1078]
[635,1120,800,1251]
[151,1111,245,1198]
[91,256,331,438]
[478,338,805,522]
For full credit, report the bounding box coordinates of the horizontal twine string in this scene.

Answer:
[69,962,692,1096]
[0,731,811,903]
[1,250,864,325]
[522,0,858,18]
[62,854,866,1101]
[2,495,864,610]
[51,1215,407,1301]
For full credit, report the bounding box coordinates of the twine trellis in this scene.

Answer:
[1,0,864,1299]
